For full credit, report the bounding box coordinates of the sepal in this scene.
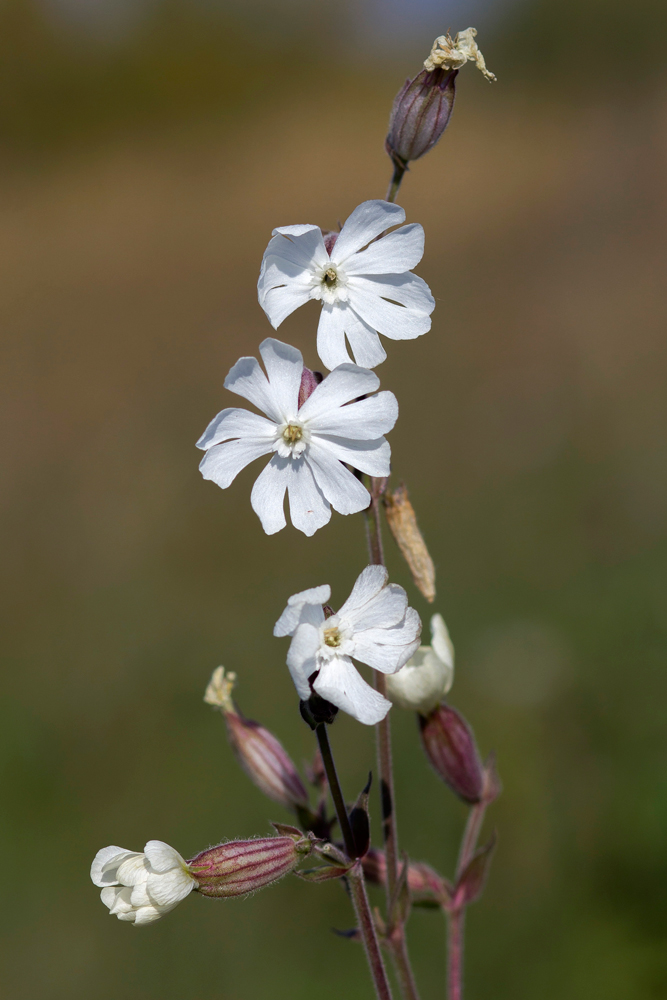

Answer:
[451,833,496,909]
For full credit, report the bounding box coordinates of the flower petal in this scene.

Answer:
[356,607,422,647]
[313,436,391,477]
[144,841,186,874]
[350,273,435,313]
[116,855,150,886]
[316,304,352,370]
[250,455,288,534]
[341,309,387,369]
[298,364,379,422]
[133,905,168,925]
[343,223,425,275]
[337,565,388,620]
[286,458,332,536]
[306,447,371,516]
[265,225,328,270]
[430,613,454,670]
[199,437,274,490]
[351,638,418,674]
[224,356,283,423]
[286,621,321,700]
[313,655,392,725]
[101,885,135,916]
[274,586,329,637]
[196,408,276,451]
[146,868,195,907]
[259,339,303,421]
[307,391,397,440]
[347,284,432,341]
[260,281,313,329]
[332,201,405,264]
[91,846,136,887]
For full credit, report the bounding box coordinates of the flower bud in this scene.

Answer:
[298,367,323,409]
[419,703,484,804]
[386,613,453,714]
[189,834,312,898]
[362,848,450,905]
[386,67,457,167]
[383,484,436,602]
[205,667,309,811]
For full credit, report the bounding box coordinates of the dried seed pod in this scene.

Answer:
[383,483,435,602]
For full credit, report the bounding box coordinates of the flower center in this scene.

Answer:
[323,267,338,288]
[323,626,341,648]
[282,423,303,445]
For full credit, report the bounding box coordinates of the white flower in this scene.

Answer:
[91,841,196,925]
[257,200,435,371]
[424,28,496,82]
[274,565,421,725]
[385,613,454,714]
[197,338,398,536]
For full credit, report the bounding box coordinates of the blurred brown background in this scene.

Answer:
[2,0,667,997]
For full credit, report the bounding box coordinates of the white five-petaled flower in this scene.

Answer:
[91,841,196,925]
[197,338,398,536]
[386,613,454,714]
[257,200,435,371]
[274,565,422,725]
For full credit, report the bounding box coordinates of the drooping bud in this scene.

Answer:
[362,847,451,906]
[419,703,484,804]
[189,834,312,898]
[386,68,457,168]
[383,484,436,602]
[298,367,323,409]
[386,613,453,714]
[205,667,309,811]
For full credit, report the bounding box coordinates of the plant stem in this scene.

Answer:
[315,723,356,861]
[456,801,487,878]
[348,865,394,1000]
[386,161,407,204]
[315,724,393,1000]
[390,935,422,1000]
[447,908,465,1000]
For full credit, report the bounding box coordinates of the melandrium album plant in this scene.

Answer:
[92,28,498,1000]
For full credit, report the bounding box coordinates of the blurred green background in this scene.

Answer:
[2,0,667,997]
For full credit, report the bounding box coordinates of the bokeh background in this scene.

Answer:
[2,0,667,996]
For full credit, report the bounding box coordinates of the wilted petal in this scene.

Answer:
[343,223,425,275]
[333,201,405,263]
[314,655,391,725]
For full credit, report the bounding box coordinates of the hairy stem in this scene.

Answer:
[348,866,394,1000]
[390,936,422,1000]
[315,724,393,1000]
[386,161,407,204]
[315,723,356,860]
[447,909,465,1000]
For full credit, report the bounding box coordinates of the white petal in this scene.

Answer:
[199,437,274,490]
[91,846,135,887]
[266,226,328,269]
[343,223,425,275]
[306,447,371,516]
[196,407,276,451]
[355,608,422,647]
[286,622,322,700]
[343,581,408,631]
[259,254,312,300]
[332,201,405,264]
[307,391,397,440]
[250,455,288,534]
[316,305,352,371]
[146,868,195,907]
[274,586,330,637]
[430,613,454,670]
[224,356,282,423]
[259,339,303,421]
[116,855,150,886]
[104,885,135,916]
[298,364,379,422]
[260,281,313,329]
[286,458,332,536]
[350,273,435,313]
[313,655,392,725]
[347,284,432,341]
[133,904,169,925]
[337,565,388,621]
[351,638,416,674]
[100,886,127,912]
[129,881,152,907]
[144,841,186,873]
[385,648,451,714]
[313,436,391,477]
[342,309,387,369]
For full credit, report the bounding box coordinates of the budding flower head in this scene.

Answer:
[204,668,309,811]
[419,703,484,804]
[386,614,454,714]
[189,833,313,898]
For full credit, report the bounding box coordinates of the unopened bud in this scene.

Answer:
[383,484,435,602]
[419,704,484,804]
[205,668,309,810]
[298,367,323,409]
[386,67,457,167]
[189,834,312,898]
[362,848,450,905]
[386,613,454,714]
